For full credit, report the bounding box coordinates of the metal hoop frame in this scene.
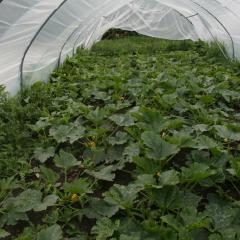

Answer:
[191,0,235,59]
[19,0,70,90]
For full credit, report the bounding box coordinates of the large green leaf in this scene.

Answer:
[85,198,119,219]
[141,131,179,160]
[14,189,42,212]
[205,196,237,231]
[180,207,211,229]
[49,125,70,143]
[215,125,240,141]
[136,174,156,188]
[195,135,218,150]
[14,190,58,213]
[161,214,182,231]
[86,107,106,125]
[40,166,59,184]
[168,133,195,148]
[49,122,85,144]
[104,184,142,209]
[33,146,55,163]
[181,163,216,183]
[64,178,92,194]
[92,90,111,101]
[31,117,51,132]
[91,218,120,240]
[134,157,161,174]
[0,198,28,225]
[86,166,115,182]
[37,225,62,240]
[83,147,106,165]
[62,121,85,144]
[123,142,140,162]
[159,170,180,187]
[193,124,209,133]
[138,108,166,132]
[108,131,130,145]
[34,195,58,212]
[54,150,80,170]
[152,187,201,210]
[0,229,9,239]
[109,114,135,126]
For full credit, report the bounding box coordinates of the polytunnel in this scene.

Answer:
[0,0,240,94]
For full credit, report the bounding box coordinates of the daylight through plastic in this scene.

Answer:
[0,0,240,94]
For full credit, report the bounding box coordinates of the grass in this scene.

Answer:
[1,36,240,239]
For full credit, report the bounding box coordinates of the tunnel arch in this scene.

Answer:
[0,0,240,94]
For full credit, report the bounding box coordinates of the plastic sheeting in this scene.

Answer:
[0,0,240,94]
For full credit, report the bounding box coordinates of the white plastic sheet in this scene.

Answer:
[0,0,240,94]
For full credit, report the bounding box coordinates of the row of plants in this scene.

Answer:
[1,36,240,239]
[101,28,139,40]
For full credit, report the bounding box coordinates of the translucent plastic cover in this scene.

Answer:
[0,0,240,94]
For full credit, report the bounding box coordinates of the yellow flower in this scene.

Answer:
[224,138,229,143]
[70,194,78,202]
[88,141,96,148]
[85,140,96,148]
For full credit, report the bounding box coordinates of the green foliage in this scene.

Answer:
[141,131,179,160]
[54,150,80,170]
[102,28,139,40]
[1,36,240,239]
[37,225,62,240]
[49,121,85,144]
[0,229,10,239]
[91,218,120,240]
[87,165,116,182]
[34,146,55,163]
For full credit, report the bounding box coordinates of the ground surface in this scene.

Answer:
[1,36,240,239]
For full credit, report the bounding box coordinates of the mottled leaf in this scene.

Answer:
[87,166,115,182]
[64,178,92,194]
[54,150,80,170]
[141,131,179,159]
[108,131,130,145]
[33,146,55,163]
[91,218,120,240]
[14,189,42,212]
[0,229,10,239]
[159,170,180,187]
[37,225,62,240]
[34,195,58,212]
[109,114,135,126]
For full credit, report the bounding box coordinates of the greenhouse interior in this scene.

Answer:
[1,0,240,239]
